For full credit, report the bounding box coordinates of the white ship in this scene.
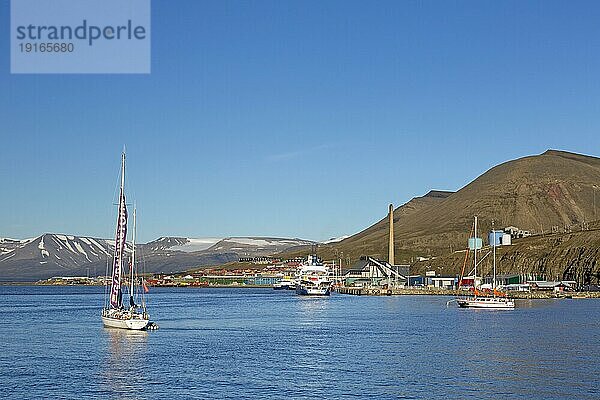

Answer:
[295,255,332,296]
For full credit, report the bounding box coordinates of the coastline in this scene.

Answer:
[0,282,273,289]
[2,281,599,299]
[336,286,600,299]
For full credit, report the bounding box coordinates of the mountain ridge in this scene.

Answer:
[0,234,315,281]
[311,149,600,284]
[6,149,600,284]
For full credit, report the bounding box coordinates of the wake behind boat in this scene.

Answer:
[295,255,332,296]
[101,152,151,330]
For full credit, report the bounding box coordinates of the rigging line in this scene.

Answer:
[104,256,109,307]
[136,230,148,305]
[475,250,492,269]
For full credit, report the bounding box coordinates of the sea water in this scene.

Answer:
[0,286,599,399]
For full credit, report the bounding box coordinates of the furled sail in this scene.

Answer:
[109,154,128,309]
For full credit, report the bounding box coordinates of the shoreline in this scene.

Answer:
[336,286,600,299]
[2,282,599,298]
[0,282,273,289]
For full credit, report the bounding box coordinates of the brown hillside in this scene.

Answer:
[412,226,600,284]
[344,190,453,247]
[318,150,600,265]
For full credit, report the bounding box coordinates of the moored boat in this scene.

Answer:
[455,216,515,310]
[456,296,515,309]
[295,255,332,296]
[273,277,296,290]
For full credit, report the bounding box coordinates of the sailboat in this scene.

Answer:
[101,152,150,330]
[456,216,515,309]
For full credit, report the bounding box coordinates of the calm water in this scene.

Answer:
[0,286,599,399]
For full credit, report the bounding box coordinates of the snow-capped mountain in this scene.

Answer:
[0,237,34,255]
[146,237,221,253]
[322,235,351,244]
[0,234,116,281]
[143,237,315,255]
[205,237,315,256]
[0,234,316,281]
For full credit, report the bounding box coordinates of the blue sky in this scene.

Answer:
[2,0,600,242]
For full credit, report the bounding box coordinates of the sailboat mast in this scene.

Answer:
[474,216,478,289]
[492,219,496,291]
[130,207,136,303]
[120,152,125,197]
[109,152,128,309]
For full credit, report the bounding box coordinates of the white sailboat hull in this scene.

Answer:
[456,297,515,309]
[102,315,149,330]
[102,307,149,330]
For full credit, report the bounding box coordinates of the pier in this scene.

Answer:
[336,286,459,296]
[334,286,600,299]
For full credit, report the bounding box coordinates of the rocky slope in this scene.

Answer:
[411,226,600,284]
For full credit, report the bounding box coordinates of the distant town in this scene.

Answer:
[37,251,599,298]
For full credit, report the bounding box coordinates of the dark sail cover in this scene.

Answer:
[109,185,128,308]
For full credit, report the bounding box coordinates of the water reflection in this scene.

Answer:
[100,328,150,399]
[295,295,332,327]
[297,295,331,311]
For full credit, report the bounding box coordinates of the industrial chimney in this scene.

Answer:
[388,204,394,266]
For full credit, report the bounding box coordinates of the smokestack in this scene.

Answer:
[388,204,394,265]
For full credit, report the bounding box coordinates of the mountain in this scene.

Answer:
[202,237,315,256]
[7,149,600,283]
[312,150,600,283]
[0,234,315,281]
[0,235,115,281]
[323,235,351,244]
[304,189,453,260]
[337,190,454,250]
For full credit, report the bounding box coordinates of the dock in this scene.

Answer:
[334,286,600,299]
[335,286,460,296]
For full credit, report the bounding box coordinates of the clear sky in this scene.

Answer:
[2,0,600,242]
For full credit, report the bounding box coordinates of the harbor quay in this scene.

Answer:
[30,275,600,299]
[335,286,600,299]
